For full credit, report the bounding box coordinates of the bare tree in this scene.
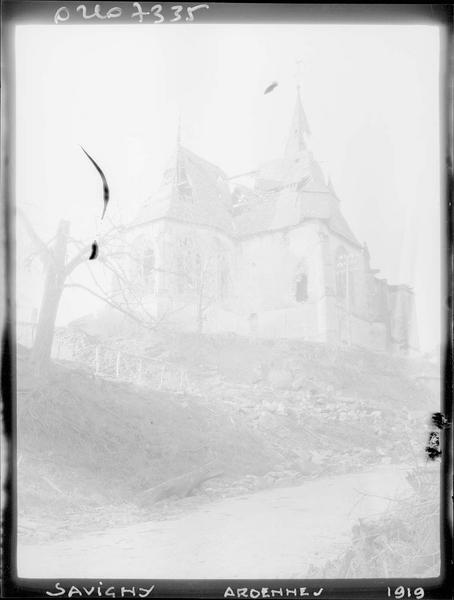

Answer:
[20,206,231,374]
[169,241,231,334]
[18,210,151,374]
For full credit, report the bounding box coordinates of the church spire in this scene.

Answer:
[176,114,182,148]
[174,115,193,200]
[285,84,311,157]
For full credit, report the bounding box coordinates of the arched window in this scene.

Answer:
[175,251,186,294]
[175,237,199,294]
[142,246,156,293]
[218,254,229,300]
[295,259,308,303]
[335,247,347,299]
[336,247,357,307]
[295,273,308,302]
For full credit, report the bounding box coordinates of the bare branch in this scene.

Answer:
[17,208,51,264]
[86,259,157,324]
[63,283,156,329]
[64,224,123,276]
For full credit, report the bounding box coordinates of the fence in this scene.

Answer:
[17,322,194,394]
[90,344,193,394]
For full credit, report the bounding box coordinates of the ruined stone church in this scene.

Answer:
[118,87,418,354]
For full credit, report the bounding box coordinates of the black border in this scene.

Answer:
[1,3,453,598]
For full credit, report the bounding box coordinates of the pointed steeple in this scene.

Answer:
[285,85,311,157]
[176,114,182,148]
[175,115,184,180]
[173,117,193,201]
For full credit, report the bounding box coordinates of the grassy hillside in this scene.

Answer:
[16,335,439,540]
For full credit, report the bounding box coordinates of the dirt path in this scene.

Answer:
[18,464,413,579]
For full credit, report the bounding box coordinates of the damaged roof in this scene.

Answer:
[133,144,359,245]
[233,149,359,244]
[132,87,360,246]
[133,146,234,235]
[233,182,359,244]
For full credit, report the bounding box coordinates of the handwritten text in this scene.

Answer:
[46,582,155,597]
[54,3,209,24]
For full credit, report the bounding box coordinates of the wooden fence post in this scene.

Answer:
[95,346,100,375]
[137,359,143,385]
[115,351,121,379]
[178,369,184,393]
[158,365,166,390]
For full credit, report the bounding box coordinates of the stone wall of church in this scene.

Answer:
[317,233,419,354]
[317,229,391,352]
[127,220,238,333]
[120,220,167,319]
[234,222,326,340]
[120,219,417,353]
[388,285,419,353]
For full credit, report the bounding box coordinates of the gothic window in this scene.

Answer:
[175,251,186,294]
[175,237,199,294]
[371,280,386,321]
[295,259,308,303]
[335,247,357,307]
[218,254,229,300]
[295,273,308,303]
[142,246,156,293]
[399,315,410,351]
[335,247,347,299]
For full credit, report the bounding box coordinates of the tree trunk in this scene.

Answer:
[31,220,70,374]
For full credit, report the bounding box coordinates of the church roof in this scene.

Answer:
[132,146,234,235]
[131,88,359,246]
[233,176,359,244]
[255,155,311,191]
[233,129,360,244]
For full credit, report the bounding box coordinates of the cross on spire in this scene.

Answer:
[285,82,311,157]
